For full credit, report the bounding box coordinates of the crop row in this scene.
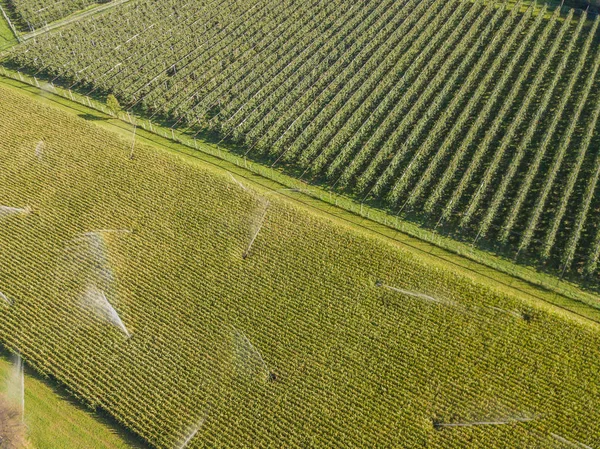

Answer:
[6,0,101,30]
[1,85,600,447]
[6,0,600,283]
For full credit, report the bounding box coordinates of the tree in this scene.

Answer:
[0,395,26,449]
[106,94,121,116]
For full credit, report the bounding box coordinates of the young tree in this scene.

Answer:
[0,395,26,449]
[106,94,121,116]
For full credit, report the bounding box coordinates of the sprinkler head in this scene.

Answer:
[521,311,534,323]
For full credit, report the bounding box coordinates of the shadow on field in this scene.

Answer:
[78,112,108,121]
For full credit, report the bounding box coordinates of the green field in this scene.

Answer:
[0,350,146,449]
[0,4,17,51]
[1,83,600,448]
[4,0,102,30]
[5,0,600,290]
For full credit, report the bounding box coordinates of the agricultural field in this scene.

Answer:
[2,83,600,448]
[5,0,600,289]
[3,0,104,30]
[0,350,147,449]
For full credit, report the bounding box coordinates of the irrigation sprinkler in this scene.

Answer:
[82,285,131,338]
[243,199,269,260]
[231,326,275,382]
[550,433,593,449]
[0,206,32,218]
[0,292,13,306]
[433,416,536,430]
[35,141,45,160]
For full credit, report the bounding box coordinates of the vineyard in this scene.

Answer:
[2,83,600,448]
[3,0,104,30]
[4,0,600,288]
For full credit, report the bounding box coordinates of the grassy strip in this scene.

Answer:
[0,70,598,326]
[0,4,18,51]
[2,1,599,305]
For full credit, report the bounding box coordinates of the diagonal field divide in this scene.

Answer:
[0,73,599,329]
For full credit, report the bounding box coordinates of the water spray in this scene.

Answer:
[376,281,449,306]
[0,291,13,306]
[486,306,525,320]
[82,285,131,338]
[243,199,269,260]
[433,416,536,430]
[229,173,248,191]
[0,206,32,218]
[82,229,132,236]
[550,433,593,449]
[175,413,208,449]
[6,354,24,422]
[35,141,45,160]
[231,326,274,382]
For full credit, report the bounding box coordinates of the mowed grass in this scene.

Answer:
[0,85,600,448]
[0,350,147,449]
[0,8,17,51]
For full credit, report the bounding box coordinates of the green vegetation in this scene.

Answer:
[0,350,146,449]
[5,0,600,290]
[106,93,121,115]
[3,70,599,324]
[0,5,18,51]
[4,0,103,30]
[1,84,600,448]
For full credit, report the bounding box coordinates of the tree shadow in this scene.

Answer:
[78,113,108,121]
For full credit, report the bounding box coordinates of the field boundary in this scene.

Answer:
[1,67,599,327]
[0,346,148,448]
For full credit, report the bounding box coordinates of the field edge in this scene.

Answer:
[0,71,599,329]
